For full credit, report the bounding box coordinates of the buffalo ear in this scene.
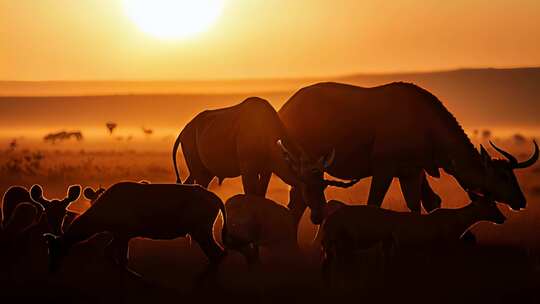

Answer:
[30,184,49,207]
[83,187,98,200]
[320,148,336,169]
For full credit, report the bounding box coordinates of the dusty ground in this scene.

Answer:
[0,139,539,303]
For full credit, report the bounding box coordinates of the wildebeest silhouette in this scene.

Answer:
[43,130,83,144]
[44,182,229,279]
[223,194,298,265]
[172,97,355,224]
[2,184,81,235]
[319,192,506,283]
[278,82,538,224]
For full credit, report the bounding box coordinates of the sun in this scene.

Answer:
[123,0,225,40]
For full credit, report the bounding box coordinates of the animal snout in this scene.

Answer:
[310,211,324,225]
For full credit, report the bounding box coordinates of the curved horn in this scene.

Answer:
[515,140,539,169]
[489,141,518,167]
[324,178,359,188]
[277,139,299,164]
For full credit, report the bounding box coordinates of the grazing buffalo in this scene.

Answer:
[44,182,228,277]
[173,97,355,224]
[278,82,538,225]
[2,185,81,235]
[320,192,506,283]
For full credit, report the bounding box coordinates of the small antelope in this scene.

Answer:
[320,192,506,282]
[223,194,297,265]
[2,184,81,235]
[44,182,228,278]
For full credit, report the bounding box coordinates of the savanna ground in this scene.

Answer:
[1,136,539,303]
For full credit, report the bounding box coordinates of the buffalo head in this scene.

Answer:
[277,140,357,224]
[478,140,538,210]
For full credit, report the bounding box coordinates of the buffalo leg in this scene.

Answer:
[420,172,441,212]
[287,186,306,230]
[257,171,272,196]
[195,173,215,188]
[239,243,260,267]
[192,227,226,276]
[184,175,195,184]
[399,170,422,213]
[322,247,334,286]
[105,237,130,268]
[367,172,393,207]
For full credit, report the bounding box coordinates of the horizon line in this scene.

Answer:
[2,65,539,83]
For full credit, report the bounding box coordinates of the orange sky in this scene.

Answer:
[1,0,539,80]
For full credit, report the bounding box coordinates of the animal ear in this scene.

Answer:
[83,187,98,200]
[65,185,81,203]
[319,148,336,169]
[30,184,49,207]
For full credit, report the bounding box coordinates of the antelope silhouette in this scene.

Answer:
[44,182,229,281]
[2,184,81,235]
[320,193,506,283]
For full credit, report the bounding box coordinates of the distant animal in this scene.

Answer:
[141,127,153,135]
[278,82,538,226]
[44,182,229,277]
[223,194,297,265]
[43,130,83,144]
[172,97,356,225]
[319,193,506,282]
[2,184,81,235]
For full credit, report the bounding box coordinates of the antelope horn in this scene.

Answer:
[324,178,360,188]
[489,141,518,167]
[277,139,300,164]
[515,140,539,169]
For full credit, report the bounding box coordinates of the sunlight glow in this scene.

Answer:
[123,0,225,40]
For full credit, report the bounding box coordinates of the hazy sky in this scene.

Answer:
[1,0,539,80]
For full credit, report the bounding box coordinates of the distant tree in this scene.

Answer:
[481,129,491,140]
[142,127,153,136]
[106,122,118,135]
[513,133,526,145]
[8,138,17,151]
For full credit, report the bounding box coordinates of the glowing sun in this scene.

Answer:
[124,0,225,40]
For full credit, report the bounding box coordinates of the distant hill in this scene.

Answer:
[340,67,540,128]
[0,67,539,135]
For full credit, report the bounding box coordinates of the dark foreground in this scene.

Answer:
[1,234,539,304]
